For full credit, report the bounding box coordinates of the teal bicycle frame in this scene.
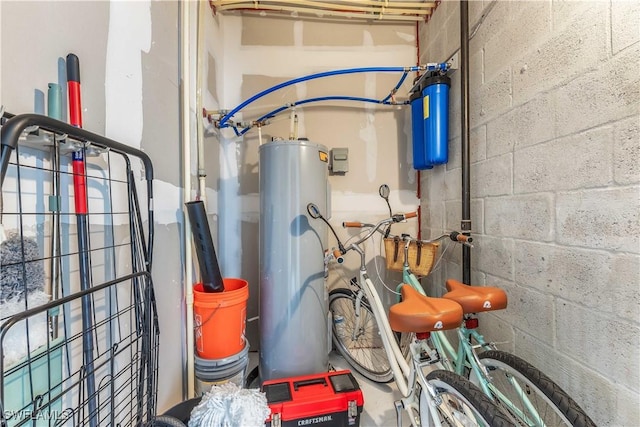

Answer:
[397,235,544,426]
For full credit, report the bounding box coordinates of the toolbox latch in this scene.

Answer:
[348,399,357,418]
[272,413,281,427]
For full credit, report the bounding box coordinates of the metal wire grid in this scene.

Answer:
[0,114,158,427]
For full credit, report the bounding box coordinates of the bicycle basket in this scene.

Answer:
[384,237,439,276]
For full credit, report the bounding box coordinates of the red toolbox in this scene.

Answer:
[263,370,364,427]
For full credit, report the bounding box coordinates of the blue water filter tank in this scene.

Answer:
[410,80,433,170]
[423,75,451,165]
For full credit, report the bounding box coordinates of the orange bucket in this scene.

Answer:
[193,278,249,359]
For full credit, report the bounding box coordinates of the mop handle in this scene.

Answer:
[67,53,97,427]
[67,53,87,215]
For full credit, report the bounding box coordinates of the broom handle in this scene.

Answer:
[67,53,98,427]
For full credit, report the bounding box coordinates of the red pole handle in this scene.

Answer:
[72,153,88,214]
[67,53,87,214]
[66,54,83,128]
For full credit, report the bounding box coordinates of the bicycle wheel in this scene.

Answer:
[329,288,394,383]
[422,370,515,427]
[474,350,596,427]
[398,331,414,358]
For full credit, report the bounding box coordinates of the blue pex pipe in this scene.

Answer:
[382,71,410,104]
[242,95,410,136]
[218,66,422,129]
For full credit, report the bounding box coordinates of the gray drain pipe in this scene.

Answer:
[460,0,472,284]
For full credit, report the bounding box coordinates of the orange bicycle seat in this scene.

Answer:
[389,285,463,333]
[442,279,508,314]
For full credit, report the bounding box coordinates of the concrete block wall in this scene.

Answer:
[419,1,639,425]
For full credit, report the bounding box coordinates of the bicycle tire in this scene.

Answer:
[329,288,394,383]
[474,350,596,427]
[423,369,515,427]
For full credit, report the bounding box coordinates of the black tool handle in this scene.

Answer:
[185,201,224,292]
[293,377,327,391]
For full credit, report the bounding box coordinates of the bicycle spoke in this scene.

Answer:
[478,351,594,427]
[334,295,389,375]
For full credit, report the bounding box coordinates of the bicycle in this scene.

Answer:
[307,203,514,427]
[346,184,596,427]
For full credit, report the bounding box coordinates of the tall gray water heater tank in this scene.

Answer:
[259,139,330,381]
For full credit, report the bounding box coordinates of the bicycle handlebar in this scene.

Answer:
[335,212,418,255]
[343,221,365,228]
[342,211,417,230]
[398,231,474,248]
[449,231,473,244]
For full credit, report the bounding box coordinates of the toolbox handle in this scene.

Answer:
[293,377,327,391]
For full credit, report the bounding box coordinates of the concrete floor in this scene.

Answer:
[329,351,404,426]
[247,351,404,426]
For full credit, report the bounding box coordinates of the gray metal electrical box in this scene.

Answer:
[330,148,349,174]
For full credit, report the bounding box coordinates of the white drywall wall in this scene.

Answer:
[0,0,184,414]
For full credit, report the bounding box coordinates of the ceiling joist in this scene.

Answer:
[210,0,438,22]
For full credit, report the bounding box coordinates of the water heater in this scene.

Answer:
[259,139,330,381]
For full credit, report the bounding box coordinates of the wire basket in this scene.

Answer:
[384,237,439,276]
[1,113,159,427]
